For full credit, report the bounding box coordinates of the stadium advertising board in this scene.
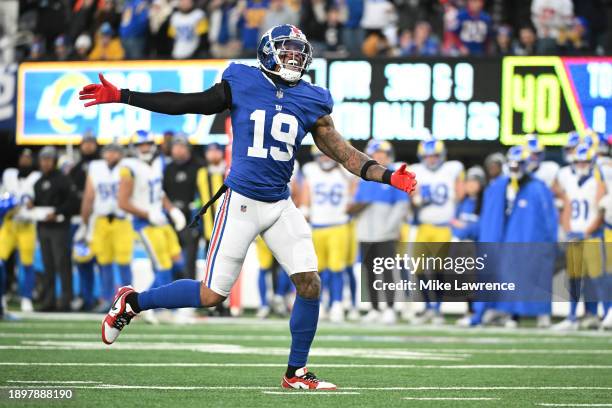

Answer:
[18,60,235,145]
[16,57,611,145]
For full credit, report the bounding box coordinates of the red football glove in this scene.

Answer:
[390,164,417,194]
[79,73,121,107]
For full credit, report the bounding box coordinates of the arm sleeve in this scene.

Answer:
[120,80,232,115]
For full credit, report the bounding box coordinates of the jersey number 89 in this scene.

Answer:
[247,110,298,162]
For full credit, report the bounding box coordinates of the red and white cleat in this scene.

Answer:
[281,367,337,390]
[101,286,138,345]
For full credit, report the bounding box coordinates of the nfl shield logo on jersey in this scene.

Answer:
[241,205,247,213]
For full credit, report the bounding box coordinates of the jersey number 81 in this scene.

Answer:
[247,109,298,162]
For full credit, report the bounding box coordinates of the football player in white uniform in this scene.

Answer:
[116,130,186,323]
[554,131,581,200]
[591,133,612,329]
[0,149,41,312]
[410,139,464,324]
[80,143,134,311]
[599,160,612,330]
[301,146,356,322]
[554,144,606,331]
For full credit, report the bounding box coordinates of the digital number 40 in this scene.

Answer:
[511,73,560,135]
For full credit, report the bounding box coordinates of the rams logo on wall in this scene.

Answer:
[17,60,231,145]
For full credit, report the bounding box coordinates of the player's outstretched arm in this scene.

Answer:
[79,73,231,115]
[311,115,417,194]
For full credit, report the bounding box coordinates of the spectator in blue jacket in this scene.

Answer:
[452,0,493,55]
[340,0,364,55]
[120,0,150,59]
[451,166,485,241]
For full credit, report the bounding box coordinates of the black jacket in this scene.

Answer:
[163,157,205,221]
[34,169,78,225]
[69,155,98,202]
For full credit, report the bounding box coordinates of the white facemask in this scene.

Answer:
[575,165,591,178]
[508,162,525,180]
[137,145,156,162]
[278,66,302,82]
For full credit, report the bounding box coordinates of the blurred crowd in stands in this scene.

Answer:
[0,0,610,64]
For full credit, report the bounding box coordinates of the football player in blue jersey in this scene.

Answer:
[80,24,417,390]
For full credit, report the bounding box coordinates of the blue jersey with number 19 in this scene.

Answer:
[222,63,333,202]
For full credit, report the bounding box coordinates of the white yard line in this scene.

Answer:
[0,342,467,361]
[0,385,274,390]
[0,361,612,372]
[0,332,606,346]
[4,315,612,338]
[403,397,500,401]
[1,333,610,354]
[536,404,612,407]
[7,380,102,384]
[0,332,611,350]
[1,383,611,391]
[1,362,612,369]
[408,348,612,355]
[261,391,360,395]
[2,327,608,343]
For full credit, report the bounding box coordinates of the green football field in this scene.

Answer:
[0,313,611,407]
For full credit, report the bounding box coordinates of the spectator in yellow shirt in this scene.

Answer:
[89,22,125,61]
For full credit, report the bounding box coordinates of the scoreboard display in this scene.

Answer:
[501,57,612,145]
[15,57,612,145]
[329,59,502,141]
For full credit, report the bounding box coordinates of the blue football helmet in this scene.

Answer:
[525,133,544,153]
[573,143,596,177]
[524,133,544,171]
[257,24,313,83]
[132,129,155,145]
[132,129,156,162]
[574,143,596,163]
[563,131,581,164]
[582,129,608,156]
[366,139,394,160]
[73,240,93,261]
[507,145,530,179]
[0,193,18,218]
[417,139,446,170]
